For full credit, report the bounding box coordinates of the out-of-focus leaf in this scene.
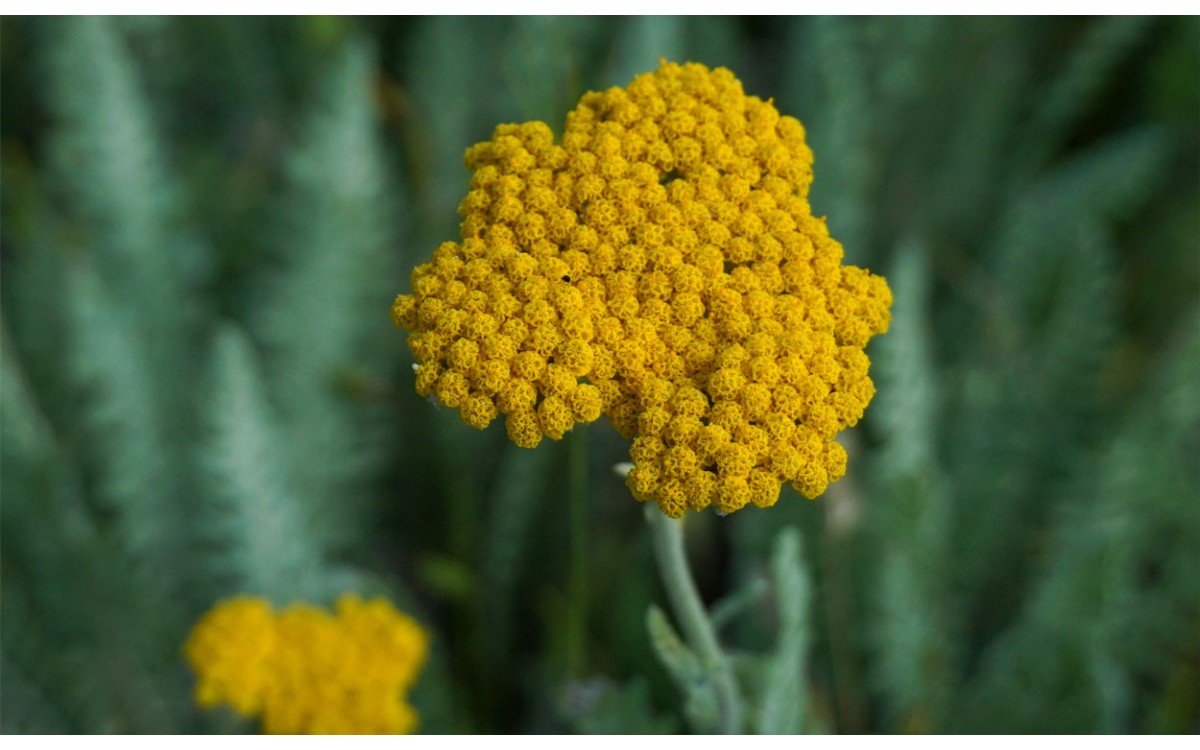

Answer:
[757,528,811,734]
[570,678,680,735]
[606,17,684,88]
[645,605,719,733]
[253,38,400,552]
[200,324,325,602]
[1023,16,1156,169]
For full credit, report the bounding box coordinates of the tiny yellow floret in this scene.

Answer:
[392,60,891,515]
[184,595,429,734]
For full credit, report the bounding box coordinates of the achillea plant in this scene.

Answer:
[185,595,429,734]
[392,60,891,517]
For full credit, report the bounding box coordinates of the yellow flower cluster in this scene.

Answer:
[393,60,891,517]
[184,595,429,734]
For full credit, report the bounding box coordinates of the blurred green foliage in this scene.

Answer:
[1,16,1197,734]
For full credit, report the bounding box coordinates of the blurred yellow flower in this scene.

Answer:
[393,60,891,517]
[184,594,429,734]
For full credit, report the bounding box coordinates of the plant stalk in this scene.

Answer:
[645,506,744,734]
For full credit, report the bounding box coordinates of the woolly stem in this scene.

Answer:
[567,428,589,678]
[645,506,744,734]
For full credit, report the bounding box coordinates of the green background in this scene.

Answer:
[1,16,1197,734]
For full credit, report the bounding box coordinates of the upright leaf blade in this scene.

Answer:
[254,39,401,552]
[757,528,812,734]
[201,323,326,602]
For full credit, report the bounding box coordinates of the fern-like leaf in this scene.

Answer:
[868,241,957,728]
[62,262,192,621]
[43,16,204,353]
[200,323,326,602]
[756,528,812,734]
[253,39,400,552]
[954,310,1200,733]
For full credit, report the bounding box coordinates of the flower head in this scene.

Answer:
[185,595,429,734]
[393,60,891,517]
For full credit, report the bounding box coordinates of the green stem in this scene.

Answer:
[567,428,589,678]
[645,506,744,734]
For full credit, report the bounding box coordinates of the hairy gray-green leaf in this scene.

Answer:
[254,39,400,553]
[646,605,719,733]
[63,263,192,619]
[201,324,325,602]
[955,311,1200,732]
[757,527,812,734]
[869,241,956,728]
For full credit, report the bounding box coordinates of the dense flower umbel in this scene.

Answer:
[185,595,429,734]
[393,60,891,517]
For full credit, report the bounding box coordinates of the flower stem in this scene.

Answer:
[645,506,744,734]
[567,428,589,678]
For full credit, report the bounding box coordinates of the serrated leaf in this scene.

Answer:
[871,239,939,479]
[867,243,955,726]
[253,39,400,553]
[63,262,191,617]
[43,16,205,357]
[201,323,324,602]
